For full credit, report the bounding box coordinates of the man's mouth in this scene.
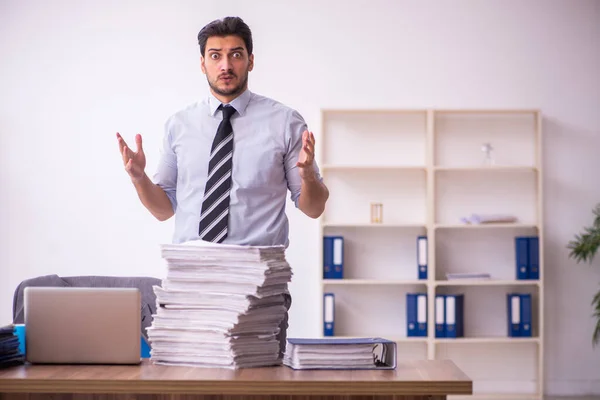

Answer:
[219,75,234,82]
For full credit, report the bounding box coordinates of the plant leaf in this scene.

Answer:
[593,288,600,347]
[567,204,600,265]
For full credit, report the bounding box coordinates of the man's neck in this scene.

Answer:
[211,87,247,104]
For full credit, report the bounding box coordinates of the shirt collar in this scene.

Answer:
[208,88,252,117]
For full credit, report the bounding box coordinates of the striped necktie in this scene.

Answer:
[198,104,236,242]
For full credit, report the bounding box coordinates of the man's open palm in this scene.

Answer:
[296,130,316,180]
[117,132,146,182]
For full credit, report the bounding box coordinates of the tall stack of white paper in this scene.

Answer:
[147,240,292,369]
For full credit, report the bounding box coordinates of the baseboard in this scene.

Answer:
[446,380,538,398]
[473,380,536,393]
[547,379,600,396]
[446,379,600,398]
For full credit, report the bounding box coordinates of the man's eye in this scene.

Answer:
[210,54,219,59]
[233,52,241,58]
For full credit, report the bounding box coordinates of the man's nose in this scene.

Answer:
[220,58,232,71]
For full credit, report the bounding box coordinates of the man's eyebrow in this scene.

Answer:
[207,47,246,53]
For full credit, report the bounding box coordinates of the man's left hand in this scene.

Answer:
[297,130,316,181]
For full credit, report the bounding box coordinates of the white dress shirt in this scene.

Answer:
[152,89,322,247]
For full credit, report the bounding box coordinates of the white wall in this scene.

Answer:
[1,0,599,395]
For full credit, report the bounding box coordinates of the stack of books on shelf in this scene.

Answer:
[0,325,25,368]
[147,240,292,369]
[459,213,518,225]
[445,272,491,280]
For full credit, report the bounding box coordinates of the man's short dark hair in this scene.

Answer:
[197,17,253,57]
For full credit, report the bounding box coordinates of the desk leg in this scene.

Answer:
[1,394,446,400]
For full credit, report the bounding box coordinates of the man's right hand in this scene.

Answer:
[117,132,146,182]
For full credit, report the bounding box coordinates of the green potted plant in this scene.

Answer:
[567,203,600,346]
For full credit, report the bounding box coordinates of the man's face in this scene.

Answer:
[201,35,254,100]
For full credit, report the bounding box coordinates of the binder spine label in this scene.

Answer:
[508,294,521,337]
[333,238,344,279]
[324,293,335,336]
[445,295,456,338]
[417,236,428,280]
[435,295,445,338]
[417,294,427,336]
[333,238,343,265]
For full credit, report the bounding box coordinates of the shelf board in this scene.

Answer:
[322,223,426,229]
[435,337,540,344]
[322,165,426,171]
[322,279,540,287]
[434,223,538,230]
[322,165,538,172]
[435,279,540,287]
[434,165,538,172]
[394,337,429,343]
[322,108,427,114]
[321,335,428,343]
[322,279,426,286]
[433,108,539,114]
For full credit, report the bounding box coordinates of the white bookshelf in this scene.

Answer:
[318,109,543,400]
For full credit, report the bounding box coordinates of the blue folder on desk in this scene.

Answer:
[284,337,397,370]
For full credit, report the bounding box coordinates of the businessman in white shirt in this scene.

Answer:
[116,16,329,359]
[117,16,329,247]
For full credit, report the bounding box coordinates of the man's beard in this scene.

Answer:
[208,72,248,97]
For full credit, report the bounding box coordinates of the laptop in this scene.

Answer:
[24,286,142,364]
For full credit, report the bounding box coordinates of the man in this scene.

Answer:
[116,16,329,247]
[115,16,329,359]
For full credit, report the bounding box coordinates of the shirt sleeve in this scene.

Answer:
[284,109,323,208]
[151,117,178,213]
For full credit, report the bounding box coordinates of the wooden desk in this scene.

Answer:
[0,359,472,400]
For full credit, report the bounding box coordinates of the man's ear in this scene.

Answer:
[248,54,254,72]
[200,56,206,74]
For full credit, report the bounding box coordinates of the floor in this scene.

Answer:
[546,398,600,400]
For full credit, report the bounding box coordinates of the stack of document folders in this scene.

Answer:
[283,337,397,370]
[0,325,24,368]
[147,240,292,368]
